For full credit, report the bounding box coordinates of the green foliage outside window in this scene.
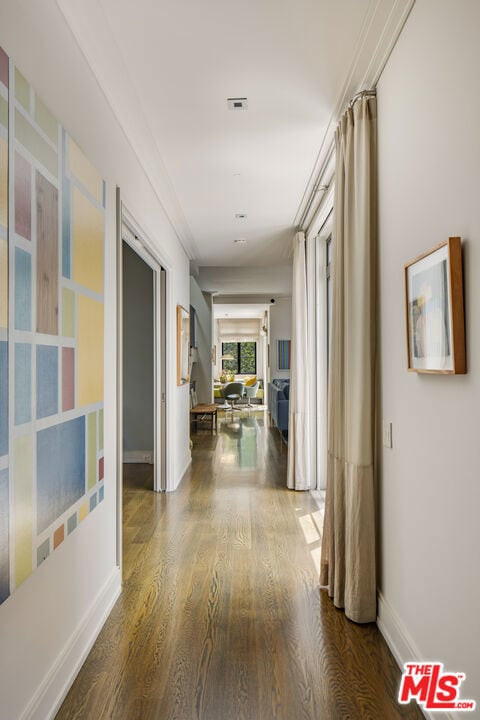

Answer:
[222,342,256,374]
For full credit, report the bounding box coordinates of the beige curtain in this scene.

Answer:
[320,94,377,624]
[287,232,311,490]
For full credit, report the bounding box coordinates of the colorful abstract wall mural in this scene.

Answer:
[0,47,105,606]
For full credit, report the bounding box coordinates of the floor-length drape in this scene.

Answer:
[287,232,310,490]
[320,94,377,623]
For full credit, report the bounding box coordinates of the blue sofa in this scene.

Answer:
[268,379,290,438]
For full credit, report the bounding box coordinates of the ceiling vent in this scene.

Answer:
[228,97,248,110]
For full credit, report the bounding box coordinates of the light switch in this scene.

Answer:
[383,421,393,449]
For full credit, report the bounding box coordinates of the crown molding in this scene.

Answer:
[56,0,198,261]
[213,294,291,304]
[294,0,416,233]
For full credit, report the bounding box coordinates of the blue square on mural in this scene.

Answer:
[36,345,58,419]
[37,538,50,567]
[99,485,104,503]
[15,343,31,425]
[14,247,32,331]
[0,468,9,604]
[67,512,77,535]
[37,416,85,533]
[89,492,97,511]
[0,341,7,456]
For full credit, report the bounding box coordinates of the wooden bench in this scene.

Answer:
[190,403,218,433]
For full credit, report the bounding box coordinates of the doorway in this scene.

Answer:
[121,225,167,494]
[122,241,154,478]
[115,194,169,569]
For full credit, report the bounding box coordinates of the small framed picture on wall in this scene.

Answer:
[404,236,465,374]
[277,340,291,370]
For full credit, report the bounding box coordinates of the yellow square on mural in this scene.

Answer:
[68,137,103,205]
[0,239,7,329]
[14,435,33,588]
[72,187,104,296]
[79,502,89,523]
[78,294,104,407]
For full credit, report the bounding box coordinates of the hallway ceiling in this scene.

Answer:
[58,0,411,268]
[214,304,269,320]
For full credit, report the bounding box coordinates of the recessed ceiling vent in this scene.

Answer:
[228,97,248,110]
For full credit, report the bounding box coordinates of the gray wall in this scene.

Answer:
[190,276,213,404]
[123,242,154,455]
[377,0,480,704]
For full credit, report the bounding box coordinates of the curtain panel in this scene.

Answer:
[287,232,311,491]
[320,94,377,623]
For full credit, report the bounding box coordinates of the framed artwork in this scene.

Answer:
[278,339,291,370]
[177,305,190,385]
[405,237,465,374]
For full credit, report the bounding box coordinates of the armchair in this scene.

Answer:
[220,381,245,411]
[243,381,259,408]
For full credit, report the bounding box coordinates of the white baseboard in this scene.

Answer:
[123,450,153,464]
[22,567,121,720]
[377,592,455,720]
[172,453,191,492]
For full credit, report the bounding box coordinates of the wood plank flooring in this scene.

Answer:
[56,410,423,720]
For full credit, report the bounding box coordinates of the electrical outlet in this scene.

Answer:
[383,421,393,449]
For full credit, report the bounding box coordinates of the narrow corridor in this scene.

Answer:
[56,411,421,720]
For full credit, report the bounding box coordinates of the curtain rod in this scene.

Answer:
[298,88,376,232]
[348,89,376,109]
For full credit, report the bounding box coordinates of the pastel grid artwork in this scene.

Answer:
[0,47,105,604]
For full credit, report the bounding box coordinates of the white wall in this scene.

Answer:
[123,243,154,457]
[0,2,190,718]
[377,0,480,712]
[189,277,213,404]
[269,298,292,381]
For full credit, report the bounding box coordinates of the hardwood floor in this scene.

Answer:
[56,410,422,720]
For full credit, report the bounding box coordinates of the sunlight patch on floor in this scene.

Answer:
[310,545,321,575]
[298,513,321,544]
[294,490,325,575]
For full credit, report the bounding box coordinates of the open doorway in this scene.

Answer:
[121,222,167,492]
[212,304,270,410]
[122,241,155,490]
[116,194,168,569]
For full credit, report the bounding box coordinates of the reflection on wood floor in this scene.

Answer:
[56,409,422,719]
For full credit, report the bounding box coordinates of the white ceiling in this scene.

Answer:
[198,264,292,295]
[58,0,413,268]
[214,304,268,320]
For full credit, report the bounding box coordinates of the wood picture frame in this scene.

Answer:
[404,237,465,374]
[177,305,190,385]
